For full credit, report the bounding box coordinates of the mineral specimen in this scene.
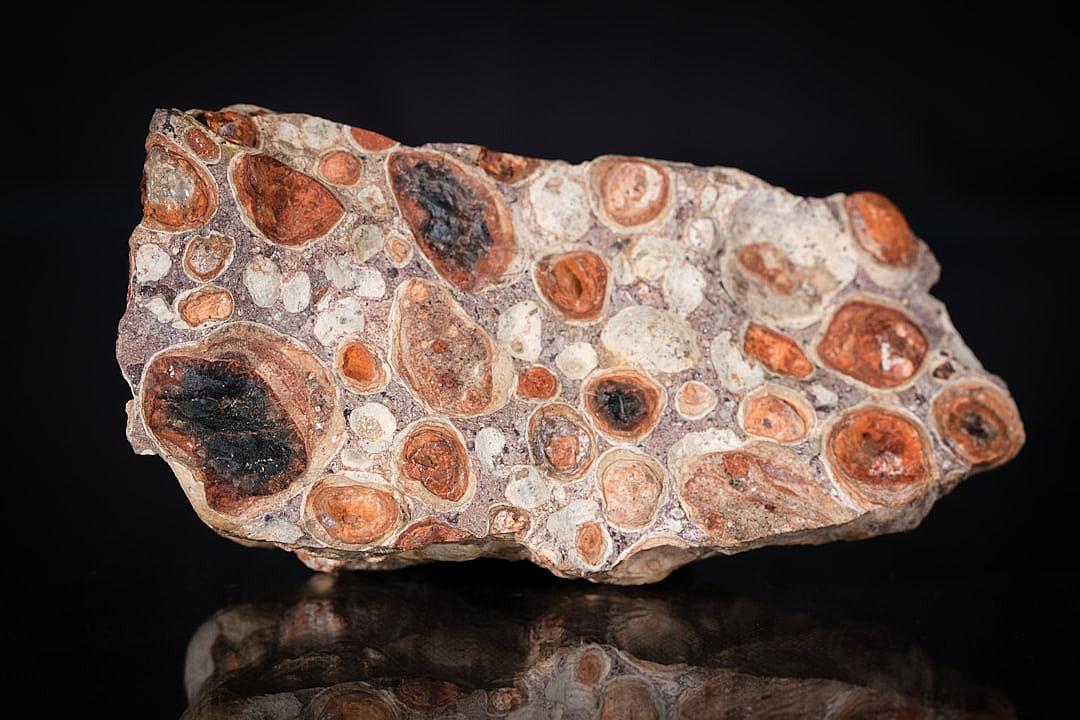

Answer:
[117,105,1024,583]
[181,574,1015,719]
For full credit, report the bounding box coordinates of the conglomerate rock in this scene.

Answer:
[181,574,1015,719]
[117,105,1025,584]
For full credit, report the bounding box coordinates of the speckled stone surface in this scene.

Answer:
[181,574,1015,719]
[117,105,1025,584]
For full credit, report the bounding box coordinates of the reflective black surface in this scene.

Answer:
[9,4,1076,717]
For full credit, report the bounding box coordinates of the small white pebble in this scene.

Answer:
[555,342,598,380]
[135,243,170,283]
[348,403,396,453]
[243,256,282,308]
[497,301,543,362]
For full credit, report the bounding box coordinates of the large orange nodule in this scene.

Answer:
[528,403,596,482]
[825,406,933,507]
[396,518,470,550]
[184,127,219,162]
[399,423,469,502]
[817,300,928,388]
[350,125,397,152]
[318,150,361,185]
[387,150,515,292]
[517,365,558,401]
[742,392,811,443]
[743,322,814,378]
[932,382,1023,467]
[582,370,664,442]
[336,341,385,393]
[845,191,918,267]
[201,110,259,147]
[178,287,233,327]
[232,153,344,247]
[593,157,670,227]
[307,482,400,545]
[141,136,217,231]
[534,251,608,322]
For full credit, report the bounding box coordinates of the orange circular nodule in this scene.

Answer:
[576,522,607,566]
[743,322,814,378]
[817,300,928,388]
[741,392,812,444]
[141,138,217,231]
[349,125,397,152]
[201,110,259,147]
[232,153,344,247]
[318,150,362,185]
[825,406,933,507]
[476,147,540,184]
[387,150,515,292]
[528,403,597,482]
[312,690,397,720]
[385,234,412,265]
[184,127,219,162]
[396,518,471,551]
[582,370,664,442]
[399,423,470,503]
[534,251,608,322]
[516,365,558,401]
[845,191,918,267]
[593,157,671,227]
[932,382,1023,467]
[597,450,665,529]
[307,482,400,545]
[183,232,234,281]
[178,286,233,327]
[675,381,716,419]
[336,340,386,393]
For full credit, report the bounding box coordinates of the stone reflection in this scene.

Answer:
[182,573,1013,719]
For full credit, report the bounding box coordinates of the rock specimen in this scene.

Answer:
[181,574,1015,718]
[117,105,1025,584]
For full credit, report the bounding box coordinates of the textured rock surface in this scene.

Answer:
[118,105,1025,583]
[181,574,1015,719]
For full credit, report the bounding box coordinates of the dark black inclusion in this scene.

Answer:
[161,359,302,496]
[397,159,493,268]
[595,382,645,428]
[960,410,995,444]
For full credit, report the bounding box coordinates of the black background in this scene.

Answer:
[9,4,1077,716]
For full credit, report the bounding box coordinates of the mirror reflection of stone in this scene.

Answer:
[182,573,1013,719]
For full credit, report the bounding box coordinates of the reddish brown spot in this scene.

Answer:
[200,110,259,147]
[399,422,470,503]
[488,505,531,537]
[582,370,664,442]
[932,382,1024,467]
[574,648,605,686]
[232,153,344,247]
[477,147,540,184]
[385,234,412,265]
[599,678,658,720]
[184,127,219,162]
[846,191,918,267]
[534,251,609,322]
[183,232,234,281]
[141,135,217,231]
[177,286,233,327]
[306,481,400,545]
[387,149,515,292]
[312,690,397,720]
[825,406,933,508]
[396,678,461,711]
[517,365,559,401]
[528,403,597,482]
[680,443,852,544]
[741,390,813,443]
[592,157,671,227]
[392,278,511,416]
[736,243,799,294]
[396,517,471,550]
[932,360,956,380]
[743,322,814,378]
[576,522,607,566]
[597,450,665,529]
[349,125,397,152]
[318,150,361,185]
[336,340,386,394]
[817,300,928,388]
[139,324,340,516]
